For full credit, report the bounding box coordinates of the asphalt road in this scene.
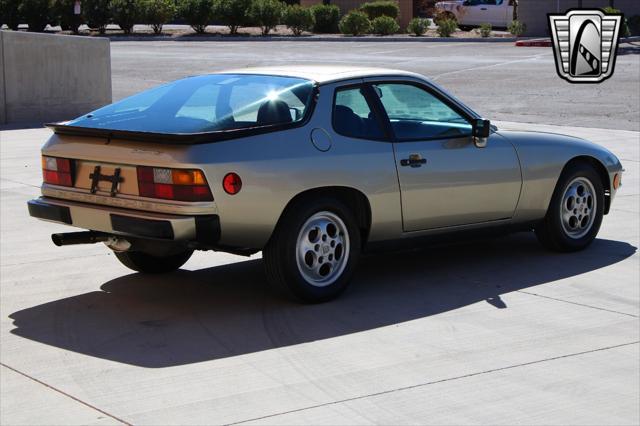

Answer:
[109,40,640,131]
[1,41,639,425]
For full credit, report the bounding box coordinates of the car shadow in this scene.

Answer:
[9,233,636,368]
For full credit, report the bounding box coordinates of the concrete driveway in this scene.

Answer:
[1,40,639,425]
[1,121,638,425]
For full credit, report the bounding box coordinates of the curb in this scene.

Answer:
[515,36,640,47]
[105,35,522,43]
[515,38,552,47]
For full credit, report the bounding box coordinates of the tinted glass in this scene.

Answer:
[333,87,384,139]
[68,74,315,134]
[374,83,471,140]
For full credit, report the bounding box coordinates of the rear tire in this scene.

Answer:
[264,197,361,303]
[535,162,604,252]
[114,249,193,273]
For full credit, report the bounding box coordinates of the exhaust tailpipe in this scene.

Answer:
[51,231,111,246]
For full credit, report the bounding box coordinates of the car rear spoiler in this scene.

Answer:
[45,122,299,145]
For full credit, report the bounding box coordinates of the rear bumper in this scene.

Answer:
[27,197,220,244]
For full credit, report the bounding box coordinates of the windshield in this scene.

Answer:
[67,74,316,134]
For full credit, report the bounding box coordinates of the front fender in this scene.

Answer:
[498,130,623,222]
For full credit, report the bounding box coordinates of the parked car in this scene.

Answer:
[435,0,514,28]
[28,66,623,302]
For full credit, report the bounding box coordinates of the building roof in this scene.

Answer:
[220,65,424,84]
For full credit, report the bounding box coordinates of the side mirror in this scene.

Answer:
[472,118,490,148]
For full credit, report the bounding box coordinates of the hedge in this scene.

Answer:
[83,0,111,33]
[111,0,141,34]
[249,0,285,35]
[178,0,215,34]
[407,17,429,36]
[283,4,314,36]
[216,0,252,35]
[371,15,398,35]
[142,0,175,34]
[360,1,398,20]
[339,10,370,36]
[310,4,340,33]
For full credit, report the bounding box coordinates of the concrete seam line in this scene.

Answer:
[0,177,41,189]
[516,290,639,318]
[0,363,131,426]
[227,341,640,425]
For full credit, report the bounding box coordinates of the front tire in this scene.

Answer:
[535,162,604,252]
[264,198,361,303]
[114,249,193,273]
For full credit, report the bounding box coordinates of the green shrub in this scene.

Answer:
[283,4,313,36]
[249,0,284,35]
[84,0,111,33]
[371,15,397,35]
[436,17,456,37]
[433,9,454,26]
[507,19,525,36]
[20,0,52,32]
[52,0,83,33]
[1,0,23,30]
[339,10,370,36]
[310,4,340,33]
[359,0,398,20]
[142,0,175,34]
[602,7,630,37]
[629,15,640,36]
[479,22,491,37]
[216,0,251,34]
[407,16,429,36]
[179,0,214,34]
[111,0,141,34]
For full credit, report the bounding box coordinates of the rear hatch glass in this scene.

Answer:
[64,74,315,135]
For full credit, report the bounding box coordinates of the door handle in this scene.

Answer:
[400,154,427,167]
[480,7,487,9]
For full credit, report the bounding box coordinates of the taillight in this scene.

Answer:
[136,166,213,202]
[42,156,73,186]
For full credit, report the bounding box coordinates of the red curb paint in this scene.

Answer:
[515,38,553,47]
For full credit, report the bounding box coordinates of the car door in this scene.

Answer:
[459,0,484,26]
[483,0,509,27]
[462,0,500,26]
[365,79,521,232]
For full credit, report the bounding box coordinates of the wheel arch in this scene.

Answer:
[270,186,372,248]
[560,155,611,214]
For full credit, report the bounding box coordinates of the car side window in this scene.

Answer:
[373,83,472,141]
[333,86,385,140]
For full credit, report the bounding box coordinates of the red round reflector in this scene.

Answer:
[223,173,242,195]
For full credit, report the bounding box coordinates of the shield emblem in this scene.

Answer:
[548,9,623,83]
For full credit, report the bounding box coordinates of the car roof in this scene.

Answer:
[218,65,425,84]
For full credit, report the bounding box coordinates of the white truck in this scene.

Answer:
[434,0,514,28]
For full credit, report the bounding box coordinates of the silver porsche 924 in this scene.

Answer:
[28,66,624,302]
